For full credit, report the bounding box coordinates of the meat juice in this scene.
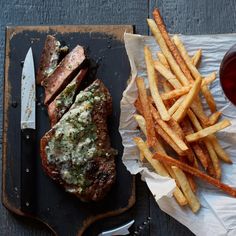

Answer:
[220,44,236,105]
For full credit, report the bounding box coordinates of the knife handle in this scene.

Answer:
[21,128,36,214]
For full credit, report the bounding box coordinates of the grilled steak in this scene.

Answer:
[36,35,68,84]
[47,68,88,127]
[42,45,86,105]
[41,80,117,201]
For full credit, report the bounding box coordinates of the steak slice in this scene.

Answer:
[42,45,86,105]
[47,68,88,127]
[36,35,68,84]
[40,80,117,201]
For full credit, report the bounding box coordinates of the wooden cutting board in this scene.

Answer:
[2,25,135,236]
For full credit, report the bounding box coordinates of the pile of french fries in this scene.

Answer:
[133,8,236,213]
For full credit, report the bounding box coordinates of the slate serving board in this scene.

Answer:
[2,25,135,236]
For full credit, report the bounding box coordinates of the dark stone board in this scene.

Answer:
[2,25,135,236]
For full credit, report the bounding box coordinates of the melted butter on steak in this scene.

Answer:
[45,80,117,195]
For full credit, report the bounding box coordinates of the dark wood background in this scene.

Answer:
[1,0,236,235]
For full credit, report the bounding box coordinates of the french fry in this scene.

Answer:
[191,49,202,67]
[190,98,209,125]
[180,118,208,169]
[147,19,189,86]
[172,77,202,122]
[140,151,145,161]
[187,109,221,178]
[136,77,157,146]
[134,97,143,114]
[161,86,191,100]
[155,124,185,156]
[201,85,217,113]
[168,117,185,140]
[154,61,182,89]
[134,114,183,189]
[154,152,236,197]
[168,96,185,115]
[207,135,232,163]
[133,137,187,206]
[185,120,231,143]
[161,72,216,101]
[208,111,222,125]
[150,104,189,152]
[204,139,221,179]
[133,137,168,176]
[144,46,170,121]
[172,35,217,112]
[153,9,194,83]
[191,142,208,170]
[157,52,170,69]
[172,166,200,213]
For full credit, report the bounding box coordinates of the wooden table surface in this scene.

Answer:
[1,0,236,235]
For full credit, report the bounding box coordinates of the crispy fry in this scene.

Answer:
[150,104,189,152]
[136,77,157,146]
[190,97,209,125]
[134,137,187,206]
[185,120,231,143]
[168,117,185,139]
[134,97,143,114]
[168,96,185,115]
[207,135,232,163]
[201,85,217,112]
[144,46,170,121]
[140,151,145,161]
[172,35,217,112]
[208,111,222,125]
[187,109,221,178]
[133,137,168,176]
[153,153,236,197]
[154,61,182,89]
[147,19,189,86]
[157,52,170,69]
[172,77,202,122]
[180,118,208,169]
[161,86,191,100]
[191,142,208,169]
[161,73,216,101]
[155,124,185,156]
[153,9,194,83]
[191,49,202,67]
[172,166,200,213]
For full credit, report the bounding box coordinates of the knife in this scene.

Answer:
[98,220,135,236]
[20,47,36,214]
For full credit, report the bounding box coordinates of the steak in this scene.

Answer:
[40,80,117,201]
[36,35,68,84]
[47,68,88,127]
[42,45,86,105]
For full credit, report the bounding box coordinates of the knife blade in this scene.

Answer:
[98,220,135,236]
[20,47,36,214]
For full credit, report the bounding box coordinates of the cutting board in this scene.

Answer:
[2,25,135,236]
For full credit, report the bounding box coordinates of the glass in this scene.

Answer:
[220,44,236,105]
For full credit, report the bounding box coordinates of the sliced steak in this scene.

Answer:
[42,45,86,105]
[48,68,88,127]
[40,80,117,201]
[36,35,68,84]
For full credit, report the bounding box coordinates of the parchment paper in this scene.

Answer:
[119,33,236,236]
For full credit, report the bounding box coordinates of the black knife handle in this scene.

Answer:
[21,128,36,214]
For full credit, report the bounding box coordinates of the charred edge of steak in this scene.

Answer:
[41,80,117,201]
[36,35,68,85]
[47,68,88,127]
[42,45,86,105]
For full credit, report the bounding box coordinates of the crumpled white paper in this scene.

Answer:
[119,32,236,236]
